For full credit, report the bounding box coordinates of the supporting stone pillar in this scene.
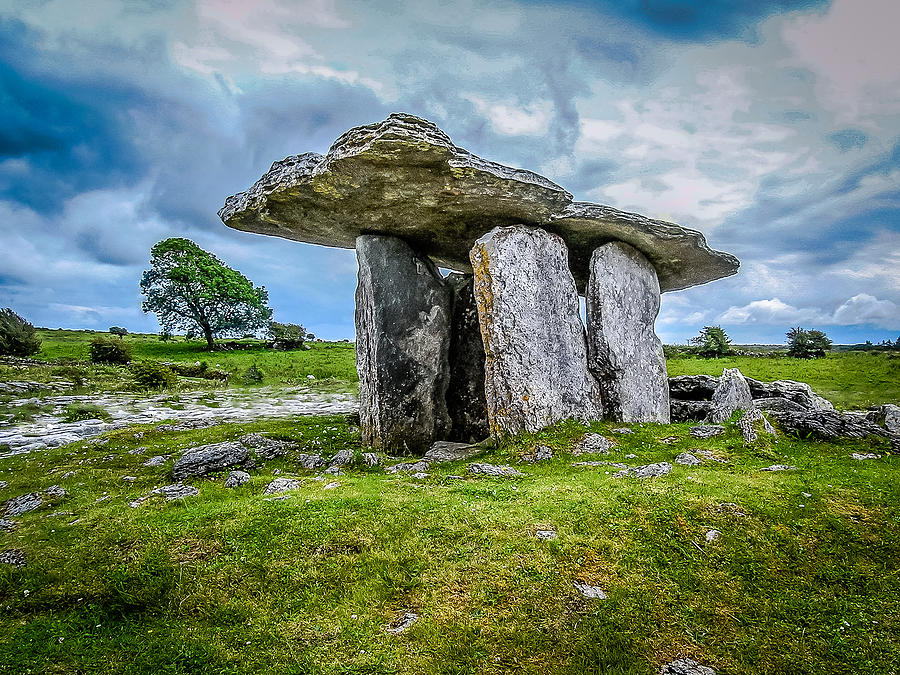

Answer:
[470,226,603,435]
[355,235,451,453]
[585,241,670,423]
[445,273,489,442]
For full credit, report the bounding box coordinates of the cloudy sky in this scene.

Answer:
[1,0,898,344]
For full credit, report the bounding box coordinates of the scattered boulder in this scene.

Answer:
[264,478,301,495]
[423,441,481,463]
[225,470,250,488]
[172,441,249,480]
[466,463,524,478]
[614,462,672,478]
[328,449,354,468]
[296,454,327,470]
[689,425,725,439]
[709,368,753,422]
[385,612,418,635]
[522,445,553,463]
[362,452,381,467]
[239,433,296,459]
[534,529,557,540]
[151,483,199,500]
[738,408,776,444]
[470,226,603,435]
[675,452,702,466]
[143,455,170,467]
[850,453,880,460]
[574,433,615,455]
[586,242,669,423]
[3,492,42,516]
[660,658,717,675]
[0,549,26,568]
[573,581,607,599]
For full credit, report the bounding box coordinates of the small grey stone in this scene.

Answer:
[328,449,354,468]
[386,611,418,635]
[386,461,431,474]
[44,485,66,499]
[573,433,615,456]
[573,581,607,599]
[611,427,634,434]
[143,455,170,467]
[535,529,557,540]
[225,470,250,488]
[362,452,381,467]
[759,464,797,472]
[296,454,327,470]
[423,441,481,463]
[466,463,524,478]
[738,407,776,444]
[122,476,137,482]
[151,483,199,500]
[850,453,880,460]
[0,481,7,489]
[615,462,672,479]
[572,461,627,469]
[660,658,717,675]
[410,472,430,479]
[172,441,249,480]
[0,549,26,568]
[60,471,76,479]
[625,453,637,459]
[675,452,702,466]
[4,492,42,516]
[689,425,725,439]
[323,481,341,490]
[0,519,16,531]
[705,529,721,543]
[264,477,301,495]
[523,445,553,463]
[272,468,282,475]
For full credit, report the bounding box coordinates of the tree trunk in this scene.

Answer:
[202,326,214,351]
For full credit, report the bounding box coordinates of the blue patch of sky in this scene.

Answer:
[828,129,868,152]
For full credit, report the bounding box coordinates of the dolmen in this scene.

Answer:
[220,113,739,453]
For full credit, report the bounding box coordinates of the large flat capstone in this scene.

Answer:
[220,113,738,293]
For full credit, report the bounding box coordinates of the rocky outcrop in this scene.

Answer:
[586,242,668,422]
[172,441,249,480]
[867,404,900,434]
[746,378,834,411]
[220,113,738,295]
[773,411,890,440]
[355,235,452,454]
[445,273,489,442]
[470,226,602,434]
[738,408,776,443]
[709,368,754,422]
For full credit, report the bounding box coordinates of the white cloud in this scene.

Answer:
[719,297,822,325]
[464,95,554,136]
[832,294,899,329]
[718,294,900,330]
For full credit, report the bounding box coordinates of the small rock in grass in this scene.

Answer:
[60,471,76,479]
[0,549,26,568]
[689,425,725,439]
[625,453,637,459]
[0,519,16,531]
[324,466,343,475]
[611,428,634,434]
[264,478,301,495]
[615,462,672,479]
[323,481,341,490]
[850,453,880,460]
[572,461,627,469]
[410,472,429,479]
[143,455,169,467]
[574,433,615,455]
[423,441,480,463]
[466,463,524,478]
[362,452,381,467]
[801,492,812,498]
[272,468,281,475]
[44,485,66,499]
[660,435,679,444]
[660,658,717,675]
[296,454,326,470]
[172,441,249,481]
[573,581,607,599]
[122,476,137,482]
[151,483,199,500]
[675,452,702,466]
[3,493,42,517]
[386,612,418,635]
[535,529,556,540]
[705,529,721,543]
[128,447,147,455]
[328,449,354,468]
[387,461,431,474]
[0,481,7,490]
[225,470,250,488]
[523,445,553,462]
[759,464,797,472]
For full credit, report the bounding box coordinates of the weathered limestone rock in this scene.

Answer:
[445,273,489,441]
[867,404,900,434]
[709,368,754,422]
[172,441,249,480]
[614,462,672,478]
[671,400,714,422]
[660,658,717,675]
[220,113,738,294]
[225,470,250,488]
[769,410,890,440]
[355,235,451,453]
[586,242,669,422]
[264,478,301,495]
[669,375,719,400]
[466,463,524,478]
[746,378,834,412]
[470,226,602,434]
[738,408,776,444]
[423,441,481,463]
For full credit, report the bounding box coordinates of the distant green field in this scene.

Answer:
[667,352,899,410]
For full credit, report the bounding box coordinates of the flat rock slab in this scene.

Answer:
[3,492,43,517]
[660,658,717,675]
[151,483,199,501]
[172,441,249,481]
[423,441,482,463]
[573,581,607,599]
[264,478,301,494]
[614,462,672,478]
[689,425,726,439]
[466,463,524,478]
[220,113,737,293]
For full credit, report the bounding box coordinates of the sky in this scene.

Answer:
[0,0,898,345]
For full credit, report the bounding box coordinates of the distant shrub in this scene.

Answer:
[787,327,832,359]
[0,308,42,357]
[663,344,690,359]
[90,336,132,364]
[168,361,208,377]
[159,331,173,342]
[109,326,129,336]
[131,360,177,389]
[689,325,734,358]
[51,365,87,387]
[242,364,263,385]
[63,402,111,422]
[269,322,307,350]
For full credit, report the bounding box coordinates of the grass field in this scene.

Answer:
[0,415,896,674]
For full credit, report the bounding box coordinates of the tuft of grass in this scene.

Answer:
[61,401,111,422]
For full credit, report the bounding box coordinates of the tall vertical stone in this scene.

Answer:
[445,273,489,442]
[355,235,451,454]
[470,226,602,435]
[585,242,670,423]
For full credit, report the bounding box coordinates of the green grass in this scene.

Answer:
[667,352,900,409]
[1,416,897,674]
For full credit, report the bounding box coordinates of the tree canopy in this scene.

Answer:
[786,327,832,359]
[140,238,272,350]
[689,325,733,358]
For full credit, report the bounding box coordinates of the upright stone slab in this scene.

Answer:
[355,235,451,453]
[445,273,489,442]
[586,242,669,422]
[470,226,602,434]
[709,367,753,422]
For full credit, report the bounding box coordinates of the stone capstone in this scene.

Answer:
[445,273,489,441]
[355,235,451,453]
[220,113,738,294]
[709,368,754,422]
[585,242,669,422]
[172,441,249,480]
[470,226,602,434]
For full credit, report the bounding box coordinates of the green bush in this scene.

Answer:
[131,361,177,389]
[63,402,111,422]
[269,321,307,350]
[787,327,832,359]
[689,325,734,358]
[109,326,128,336]
[90,336,132,364]
[168,361,208,377]
[242,364,264,385]
[0,308,42,357]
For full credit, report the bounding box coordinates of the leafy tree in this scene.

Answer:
[689,325,734,358]
[0,308,41,357]
[140,238,272,351]
[109,326,128,337]
[268,321,309,350]
[90,336,132,364]
[786,327,832,359]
